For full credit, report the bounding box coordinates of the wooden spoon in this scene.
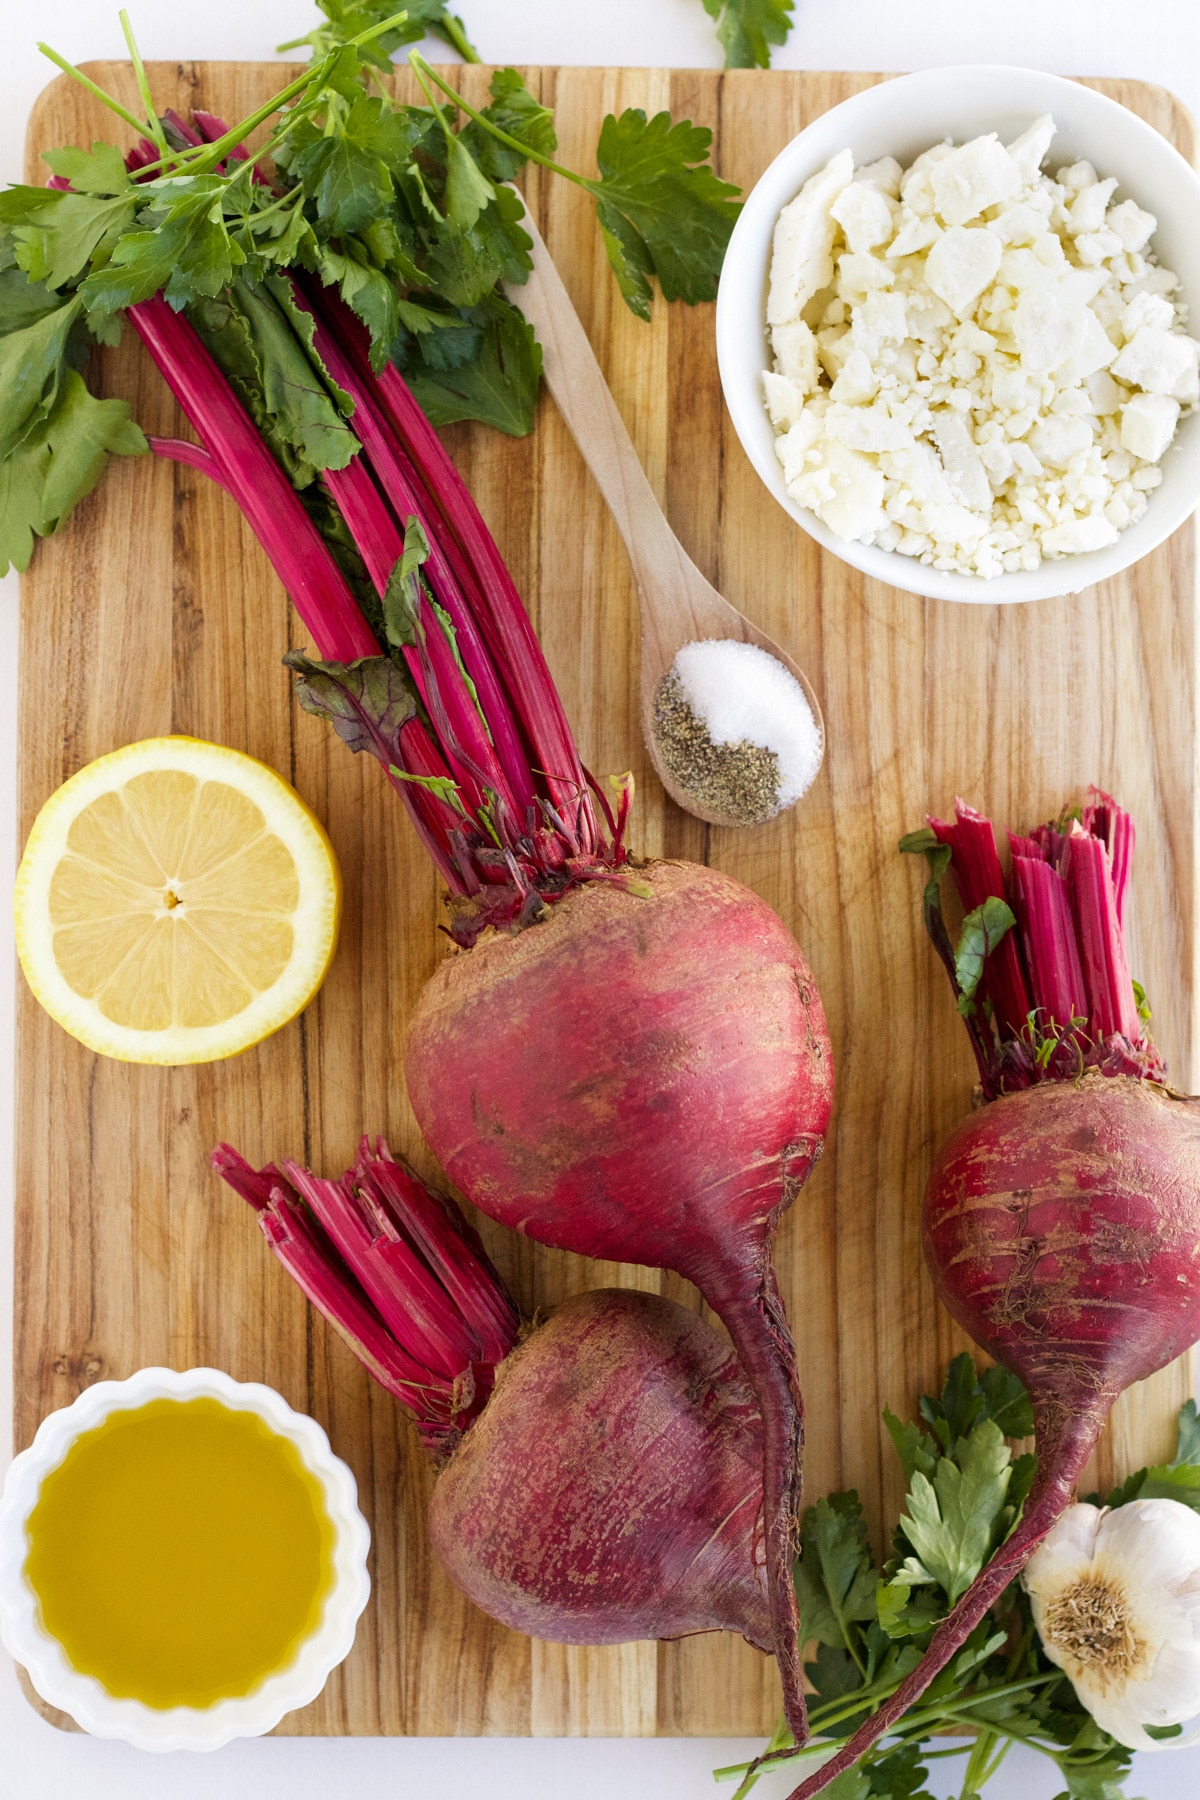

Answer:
[505,202,825,829]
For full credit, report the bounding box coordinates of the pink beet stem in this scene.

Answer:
[291,283,538,820]
[147,436,230,490]
[212,1141,520,1442]
[785,1404,1103,1800]
[282,1160,487,1379]
[1065,825,1140,1041]
[357,1152,518,1365]
[259,1191,453,1418]
[1008,851,1087,1033]
[129,295,379,662]
[299,279,596,847]
[931,804,1031,1037]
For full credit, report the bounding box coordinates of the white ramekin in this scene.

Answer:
[0,1367,371,1751]
[715,64,1200,604]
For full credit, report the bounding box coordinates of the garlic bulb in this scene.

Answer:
[1023,1499,1200,1750]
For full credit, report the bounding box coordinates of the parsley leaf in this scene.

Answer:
[589,109,741,318]
[701,0,796,69]
[796,1493,879,1649]
[898,1419,1014,1604]
[281,0,479,69]
[404,292,541,436]
[0,366,146,576]
[284,93,414,235]
[462,70,557,183]
[0,292,84,456]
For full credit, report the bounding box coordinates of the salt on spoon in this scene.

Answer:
[653,640,824,827]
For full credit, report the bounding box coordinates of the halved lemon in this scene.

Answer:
[15,737,341,1065]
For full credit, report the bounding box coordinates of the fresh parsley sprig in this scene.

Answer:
[278,0,481,70]
[701,0,796,70]
[409,53,741,321]
[718,1358,1200,1800]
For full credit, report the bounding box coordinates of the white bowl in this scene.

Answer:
[715,64,1200,604]
[0,1367,371,1751]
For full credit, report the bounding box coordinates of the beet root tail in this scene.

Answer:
[784,1405,1103,1799]
[712,1268,809,1746]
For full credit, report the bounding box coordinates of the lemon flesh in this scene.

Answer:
[15,738,341,1064]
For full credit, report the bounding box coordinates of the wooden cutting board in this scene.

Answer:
[16,63,1198,1738]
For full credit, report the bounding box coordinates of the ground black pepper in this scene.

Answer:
[652,671,782,825]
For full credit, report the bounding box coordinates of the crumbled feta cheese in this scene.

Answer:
[770,319,819,391]
[1121,392,1181,461]
[1006,115,1056,183]
[1107,198,1156,252]
[763,372,808,431]
[763,116,1198,576]
[830,180,894,253]
[925,227,1003,316]
[931,135,1022,225]
[767,149,854,327]
[1111,326,1198,397]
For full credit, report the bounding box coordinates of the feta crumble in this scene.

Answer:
[763,116,1199,577]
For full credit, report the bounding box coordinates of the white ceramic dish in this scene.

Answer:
[0,1366,371,1752]
[715,65,1200,604]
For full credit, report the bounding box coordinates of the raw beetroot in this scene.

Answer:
[405,856,832,1729]
[214,1141,770,1655]
[787,793,1200,1800]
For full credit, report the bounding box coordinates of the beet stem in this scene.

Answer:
[785,1401,1104,1799]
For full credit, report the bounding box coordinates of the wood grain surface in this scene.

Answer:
[17,64,1198,1738]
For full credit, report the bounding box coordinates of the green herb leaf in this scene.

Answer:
[288,91,412,235]
[443,130,495,232]
[883,1408,938,1486]
[10,187,138,293]
[587,109,741,313]
[405,293,541,435]
[462,70,557,183]
[0,292,83,457]
[820,1769,870,1800]
[79,176,247,322]
[41,141,132,195]
[955,897,1016,1014]
[875,1573,942,1642]
[282,0,479,69]
[0,264,66,335]
[978,1362,1035,1440]
[1172,1397,1200,1467]
[795,1493,878,1650]
[898,1419,1013,1604]
[864,1742,932,1800]
[1054,1756,1137,1800]
[701,0,795,69]
[0,366,146,576]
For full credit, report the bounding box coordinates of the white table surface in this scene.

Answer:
[4,2,1200,1795]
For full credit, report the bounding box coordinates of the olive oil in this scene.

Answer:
[24,1397,335,1709]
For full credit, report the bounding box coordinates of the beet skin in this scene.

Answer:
[429,1288,769,1649]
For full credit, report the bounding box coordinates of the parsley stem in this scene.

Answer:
[409,53,593,192]
[115,9,413,182]
[430,13,481,64]
[36,44,148,136]
[118,10,168,161]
